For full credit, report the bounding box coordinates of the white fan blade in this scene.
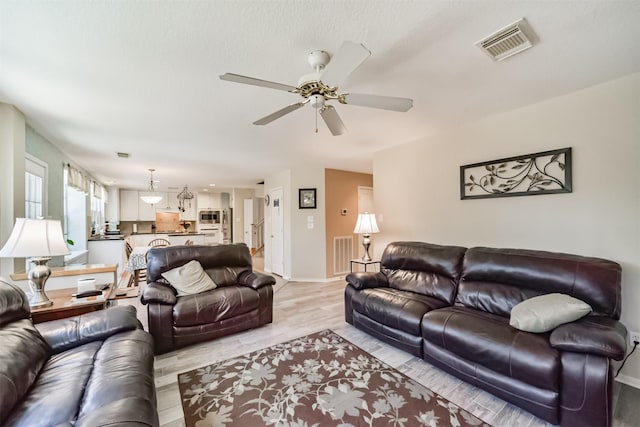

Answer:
[253,103,304,125]
[320,105,347,136]
[342,93,413,112]
[220,73,297,92]
[320,41,371,86]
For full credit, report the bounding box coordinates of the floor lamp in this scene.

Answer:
[0,218,70,308]
[353,212,380,262]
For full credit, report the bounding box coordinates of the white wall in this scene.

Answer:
[264,165,327,281]
[0,104,25,277]
[290,166,326,281]
[373,73,640,385]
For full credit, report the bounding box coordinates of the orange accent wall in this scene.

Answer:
[325,168,373,277]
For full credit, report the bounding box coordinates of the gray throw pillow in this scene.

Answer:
[161,260,217,296]
[510,293,592,333]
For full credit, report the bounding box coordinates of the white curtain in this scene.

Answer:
[66,164,89,194]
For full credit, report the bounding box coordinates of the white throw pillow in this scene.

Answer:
[161,260,217,296]
[509,293,592,333]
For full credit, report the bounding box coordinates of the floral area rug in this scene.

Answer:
[178,329,490,427]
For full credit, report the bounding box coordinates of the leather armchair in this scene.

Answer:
[141,243,275,354]
[0,278,158,427]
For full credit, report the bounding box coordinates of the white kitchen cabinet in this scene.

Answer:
[180,199,197,221]
[121,190,158,221]
[120,190,139,221]
[157,192,179,211]
[179,193,197,221]
[106,187,120,222]
[138,196,157,221]
[197,192,220,210]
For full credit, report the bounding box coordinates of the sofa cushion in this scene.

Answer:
[456,247,621,319]
[0,319,50,422]
[4,329,157,427]
[510,293,592,333]
[381,242,466,305]
[173,285,260,327]
[350,288,448,336]
[162,260,217,296]
[3,339,101,426]
[421,307,560,392]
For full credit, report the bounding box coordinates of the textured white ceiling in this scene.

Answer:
[1,0,639,192]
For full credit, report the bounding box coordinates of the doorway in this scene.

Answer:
[244,198,254,248]
[268,187,284,276]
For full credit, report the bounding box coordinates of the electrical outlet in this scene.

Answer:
[630,331,640,347]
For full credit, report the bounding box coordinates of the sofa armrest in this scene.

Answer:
[141,281,177,305]
[346,272,389,290]
[238,270,276,290]
[35,305,141,354]
[550,316,627,360]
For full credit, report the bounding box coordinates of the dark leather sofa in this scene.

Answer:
[345,241,627,427]
[141,243,275,354]
[0,277,158,426]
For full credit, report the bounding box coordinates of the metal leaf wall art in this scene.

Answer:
[460,148,572,200]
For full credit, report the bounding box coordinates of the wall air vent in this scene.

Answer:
[476,18,536,61]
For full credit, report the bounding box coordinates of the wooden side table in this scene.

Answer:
[350,259,381,273]
[30,285,117,324]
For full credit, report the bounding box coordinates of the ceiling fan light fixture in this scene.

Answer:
[309,94,325,109]
[140,168,163,205]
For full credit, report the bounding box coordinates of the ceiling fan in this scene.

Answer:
[220,41,413,136]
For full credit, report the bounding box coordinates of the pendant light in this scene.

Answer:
[140,168,163,205]
[177,185,194,213]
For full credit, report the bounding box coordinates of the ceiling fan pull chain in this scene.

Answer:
[315,107,318,133]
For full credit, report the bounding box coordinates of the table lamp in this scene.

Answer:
[353,212,380,262]
[0,218,70,308]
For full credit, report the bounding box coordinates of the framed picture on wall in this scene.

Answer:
[298,188,316,209]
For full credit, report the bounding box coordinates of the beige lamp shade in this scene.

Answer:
[353,213,380,235]
[0,218,70,258]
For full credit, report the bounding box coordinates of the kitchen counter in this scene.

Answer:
[126,233,206,247]
[88,235,124,241]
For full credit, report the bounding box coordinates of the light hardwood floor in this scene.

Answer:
[118,264,638,427]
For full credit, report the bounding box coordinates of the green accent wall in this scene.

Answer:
[25,125,66,223]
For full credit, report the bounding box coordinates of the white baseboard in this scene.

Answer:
[615,374,640,389]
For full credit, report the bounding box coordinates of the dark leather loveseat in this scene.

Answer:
[345,241,627,427]
[0,278,158,426]
[141,243,275,354]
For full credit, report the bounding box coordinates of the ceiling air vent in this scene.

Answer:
[476,18,536,61]
[116,152,130,158]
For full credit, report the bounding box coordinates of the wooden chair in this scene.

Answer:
[125,239,146,285]
[125,241,135,286]
[148,238,170,248]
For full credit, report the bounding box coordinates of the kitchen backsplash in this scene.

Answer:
[119,221,155,235]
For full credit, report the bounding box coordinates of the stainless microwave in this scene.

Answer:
[199,210,220,224]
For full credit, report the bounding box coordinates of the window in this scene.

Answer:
[25,155,47,219]
[90,181,106,234]
[63,166,87,249]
